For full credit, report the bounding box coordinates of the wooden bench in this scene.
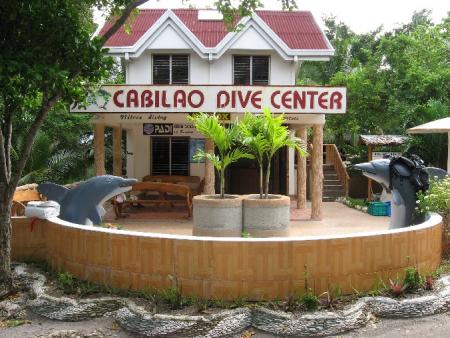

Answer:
[113,182,193,219]
[12,184,44,216]
[142,175,204,196]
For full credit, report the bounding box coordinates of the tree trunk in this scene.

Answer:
[0,186,13,294]
[259,164,263,199]
[220,168,225,198]
[264,160,271,199]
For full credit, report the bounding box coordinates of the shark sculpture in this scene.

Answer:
[38,175,137,225]
[354,156,447,229]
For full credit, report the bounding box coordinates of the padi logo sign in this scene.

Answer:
[143,123,173,135]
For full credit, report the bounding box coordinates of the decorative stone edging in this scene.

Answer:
[10,264,450,337]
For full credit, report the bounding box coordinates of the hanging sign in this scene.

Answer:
[372,152,402,160]
[92,112,324,125]
[72,85,346,114]
[143,123,203,137]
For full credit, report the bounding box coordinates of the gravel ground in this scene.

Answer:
[3,311,450,337]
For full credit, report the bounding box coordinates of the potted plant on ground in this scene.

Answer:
[187,113,253,237]
[239,108,306,237]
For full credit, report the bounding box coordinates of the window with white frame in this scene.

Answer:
[233,55,270,85]
[152,55,189,84]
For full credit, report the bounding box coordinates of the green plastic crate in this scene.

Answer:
[368,202,388,216]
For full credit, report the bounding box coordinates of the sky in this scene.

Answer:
[95,0,450,33]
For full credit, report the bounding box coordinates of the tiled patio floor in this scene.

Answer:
[103,201,390,237]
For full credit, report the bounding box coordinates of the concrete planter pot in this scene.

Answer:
[243,194,290,237]
[193,195,243,237]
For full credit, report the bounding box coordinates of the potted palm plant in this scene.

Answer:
[188,113,253,237]
[240,108,306,237]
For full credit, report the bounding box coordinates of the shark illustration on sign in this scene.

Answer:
[354,156,447,229]
[38,175,137,225]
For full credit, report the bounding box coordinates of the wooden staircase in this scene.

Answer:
[323,164,345,201]
[323,144,349,201]
[306,144,349,202]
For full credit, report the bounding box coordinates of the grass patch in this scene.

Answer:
[0,319,28,328]
[343,197,368,209]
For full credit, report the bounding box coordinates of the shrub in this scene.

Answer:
[57,271,76,294]
[404,266,423,290]
[301,291,319,311]
[417,176,450,217]
[159,287,185,310]
[389,278,407,297]
[417,177,450,255]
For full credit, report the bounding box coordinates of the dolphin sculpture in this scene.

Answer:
[354,156,447,229]
[38,175,137,225]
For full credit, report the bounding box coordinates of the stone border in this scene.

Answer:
[11,264,450,337]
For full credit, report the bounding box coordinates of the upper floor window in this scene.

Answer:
[233,55,270,85]
[153,55,189,84]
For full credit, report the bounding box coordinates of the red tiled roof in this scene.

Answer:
[173,9,230,47]
[256,11,329,50]
[100,9,330,50]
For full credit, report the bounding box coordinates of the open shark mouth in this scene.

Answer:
[353,163,376,175]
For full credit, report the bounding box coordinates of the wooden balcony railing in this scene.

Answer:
[324,144,350,196]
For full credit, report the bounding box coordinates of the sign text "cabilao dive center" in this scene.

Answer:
[71,85,346,114]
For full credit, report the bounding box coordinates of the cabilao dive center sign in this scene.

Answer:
[71,85,346,114]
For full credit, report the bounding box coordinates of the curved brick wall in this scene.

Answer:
[11,215,442,300]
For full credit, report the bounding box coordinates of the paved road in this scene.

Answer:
[343,312,450,338]
[2,311,450,337]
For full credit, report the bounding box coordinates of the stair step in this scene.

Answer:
[322,190,345,198]
[323,196,338,202]
[324,179,341,184]
[323,184,343,191]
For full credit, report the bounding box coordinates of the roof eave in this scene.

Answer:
[102,9,335,62]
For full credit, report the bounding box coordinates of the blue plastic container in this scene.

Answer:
[385,201,391,217]
[368,202,388,216]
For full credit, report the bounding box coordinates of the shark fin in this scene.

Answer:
[38,183,69,203]
[423,167,448,180]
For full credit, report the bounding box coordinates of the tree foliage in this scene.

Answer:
[1,0,293,290]
[300,10,450,167]
[187,113,253,198]
[239,109,306,198]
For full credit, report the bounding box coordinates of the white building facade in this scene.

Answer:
[77,8,345,219]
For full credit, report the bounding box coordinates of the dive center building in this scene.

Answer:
[73,8,346,220]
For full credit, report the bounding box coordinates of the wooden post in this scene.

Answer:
[311,124,323,220]
[113,126,122,176]
[203,138,215,195]
[296,126,307,209]
[94,124,106,176]
[367,145,373,201]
